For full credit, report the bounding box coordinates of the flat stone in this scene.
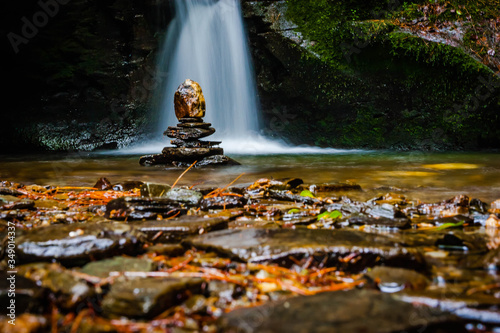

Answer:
[165,126,215,140]
[161,147,224,161]
[171,139,222,148]
[140,183,172,198]
[179,117,204,123]
[139,154,171,166]
[173,155,241,167]
[200,196,248,210]
[163,188,203,206]
[218,289,466,333]
[102,276,203,319]
[174,79,206,119]
[367,203,407,219]
[183,228,426,272]
[365,266,430,292]
[0,271,46,314]
[105,196,186,220]
[133,216,228,243]
[80,256,155,278]
[17,263,94,310]
[177,122,212,129]
[313,183,362,192]
[348,216,411,230]
[15,222,145,266]
[396,291,500,324]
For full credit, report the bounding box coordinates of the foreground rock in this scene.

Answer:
[184,228,426,272]
[14,223,145,266]
[102,276,204,319]
[218,289,466,333]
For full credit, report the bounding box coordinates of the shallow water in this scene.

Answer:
[1,150,499,203]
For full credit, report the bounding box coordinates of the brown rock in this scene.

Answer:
[174,79,206,119]
[164,126,216,140]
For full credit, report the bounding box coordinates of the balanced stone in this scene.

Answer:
[174,79,206,120]
[139,79,240,167]
[164,126,216,140]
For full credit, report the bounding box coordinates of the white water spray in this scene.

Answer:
[157,0,260,143]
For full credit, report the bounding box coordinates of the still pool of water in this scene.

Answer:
[1,151,499,203]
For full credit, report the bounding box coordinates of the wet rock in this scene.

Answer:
[177,121,212,129]
[470,198,489,214]
[348,216,411,230]
[485,214,500,228]
[368,203,407,219]
[162,147,224,161]
[396,291,500,324]
[184,228,426,272]
[490,199,500,213]
[0,196,35,210]
[431,215,474,226]
[365,266,430,292]
[15,222,145,266]
[93,177,113,190]
[0,188,24,196]
[191,155,241,167]
[174,79,206,120]
[170,138,222,148]
[312,183,362,192]
[447,195,470,207]
[105,196,186,220]
[200,196,248,210]
[248,178,304,192]
[265,190,322,205]
[102,276,203,319]
[435,232,488,252]
[139,154,171,166]
[145,243,185,256]
[164,126,216,140]
[112,181,144,191]
[140,183,172,198]
[0,314,48,333]
[17,263,94,310]
[164,188,203,206]
[80,256,155,278]
[0,271,46,314]
[134,216,228,243]
[218,289,466,333]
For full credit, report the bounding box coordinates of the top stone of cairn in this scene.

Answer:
[174,79,206,120]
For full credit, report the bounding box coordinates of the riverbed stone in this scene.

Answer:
[102,276,204,319]
[170,139,222,148]
[218,289,466,333]
[184,228,426,272]
[162,147,224,161]
[17,263,94,310]
[174,79,206,119]
[15,222,145,266]
[133,216,228,243]
[164,188,203,206]
[365,266,430,292]
[177,121,212,129]
[396,291,500,324]
[105,196,186,220]
[200,196,248,210]
[348,216,412,230]
[0,271,46,314]
[165,126,216,140]
[80,256,155,278]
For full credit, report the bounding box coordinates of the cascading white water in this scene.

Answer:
[157,0,260,145]
[118,0,360,155]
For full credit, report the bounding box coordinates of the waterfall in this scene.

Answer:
[156,0,260,145]
[117,0,355,155]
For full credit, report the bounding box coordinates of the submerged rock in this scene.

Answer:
[17,263,94,310]
[105,196,187,220]
[15,222,145,266]
[174,79,206,120]
[102,276,204,319]
[218,289,466,333]
[80,256,155,278]
[184,228,425,272]
[365,266,430,292]
[134,216,228,243]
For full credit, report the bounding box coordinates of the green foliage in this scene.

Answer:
[300,190,315,198]
[317,210,343,220]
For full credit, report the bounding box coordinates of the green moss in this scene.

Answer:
[281,0,500,149]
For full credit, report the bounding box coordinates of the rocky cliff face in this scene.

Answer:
[2,0,499,152]
[2,0,173,152]
[242,0,500,150]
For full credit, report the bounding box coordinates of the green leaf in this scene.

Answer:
[300,190,315,198]
[317,210,343,220]
[434,220,465,231]
[288,208,301,214]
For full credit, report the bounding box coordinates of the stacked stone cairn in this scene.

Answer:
[140,79,240,167]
